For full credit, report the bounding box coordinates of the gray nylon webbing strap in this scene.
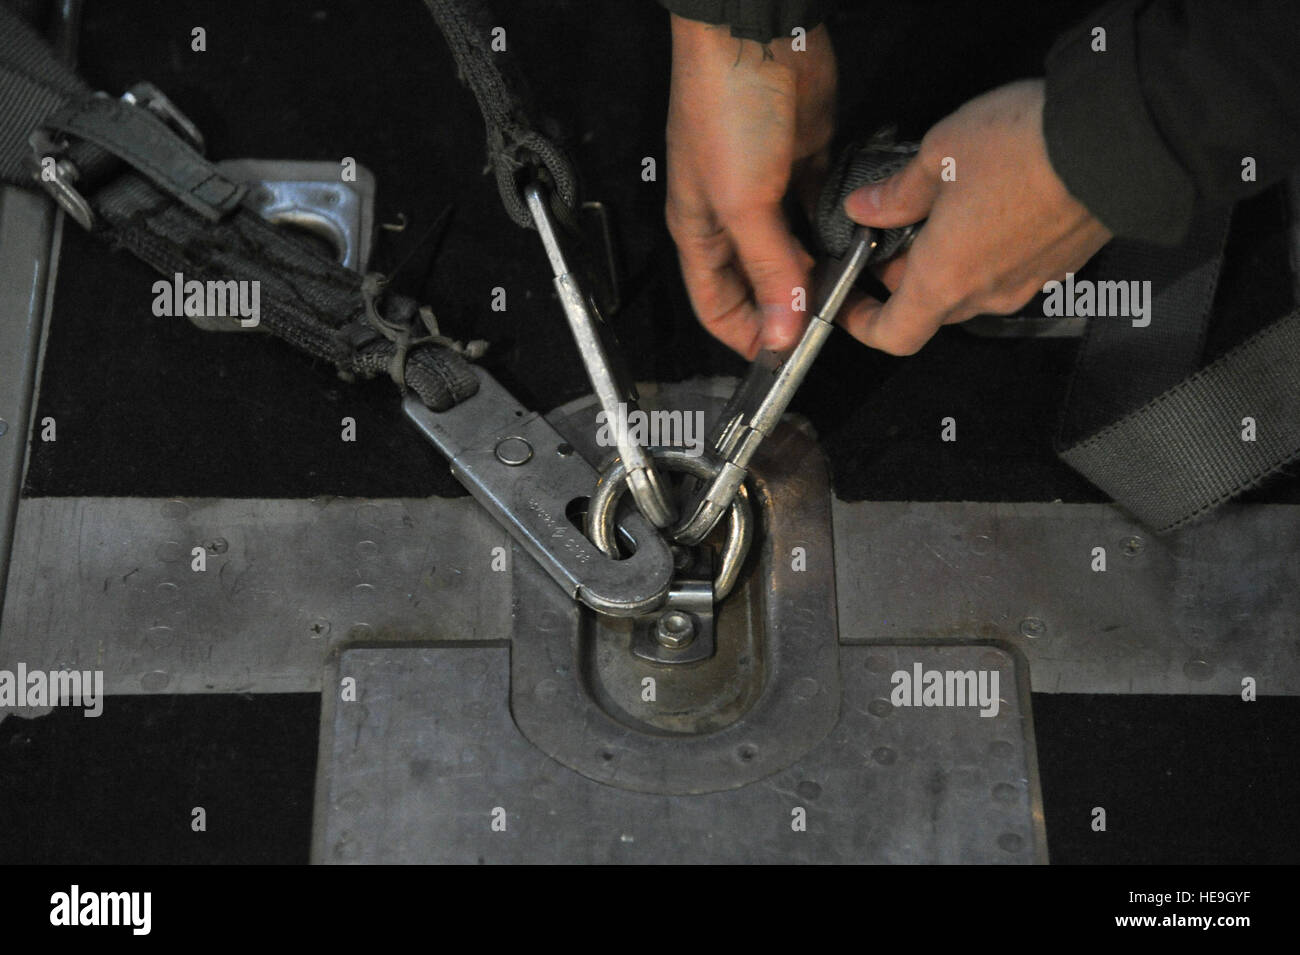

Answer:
[1060,308,1300,532]
[423,0,578,229]
[815,135,920,258]
[43,94,247,221]
[0,2,87,185]
[1058,206,1300,532]
[1059,207,1232,439]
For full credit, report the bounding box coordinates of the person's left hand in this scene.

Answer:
[665,18,838,358]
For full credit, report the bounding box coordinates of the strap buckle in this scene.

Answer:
[29,82,213,230]
[28,123,95,229]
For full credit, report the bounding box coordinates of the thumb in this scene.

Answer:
[843,155,940,229]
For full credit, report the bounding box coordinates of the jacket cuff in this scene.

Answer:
[657,0,829,44]
[1043,0,1197,244]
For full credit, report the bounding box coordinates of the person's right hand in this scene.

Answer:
[665,15,837,359]
[839,80,1113,355]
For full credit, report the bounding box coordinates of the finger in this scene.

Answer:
[669,209,764,358]
[873,250,909,293]
[728,207,813,351]
[791,148,830,223]
[833,288,882,336]
[838,267,952,356]
[676,242,763,358]
[843,154,941,229]
[836,295,883,347]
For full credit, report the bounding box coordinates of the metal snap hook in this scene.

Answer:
[587,448,752,603]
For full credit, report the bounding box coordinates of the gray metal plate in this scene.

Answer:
[312,642,1044,864]
[834,501,1300,695]
[6,497,1299,699]
[0,496,510,695]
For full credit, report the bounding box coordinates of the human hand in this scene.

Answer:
[839,79,1113,355]
[665,15,837,358]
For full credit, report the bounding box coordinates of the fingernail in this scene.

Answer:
[844,185,880,220]
[759,307,799,350]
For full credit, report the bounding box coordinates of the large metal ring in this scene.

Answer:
[587,449,752,603]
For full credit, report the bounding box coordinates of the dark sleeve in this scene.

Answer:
[656,0,833,43]
[1043,0,1300,245]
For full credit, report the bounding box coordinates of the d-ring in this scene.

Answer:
[587,449,752,602]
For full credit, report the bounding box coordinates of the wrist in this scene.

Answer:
[659,0,834,45]
[670,13,786,67]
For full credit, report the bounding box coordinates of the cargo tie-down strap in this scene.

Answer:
[422,0,579,230]
[0,2,477,412]
[2,0,1299,535]
[1056,210,1300,533]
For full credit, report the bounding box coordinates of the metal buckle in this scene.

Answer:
[28,125,94,230]
[29,82,206,230]
[402,369,676,618]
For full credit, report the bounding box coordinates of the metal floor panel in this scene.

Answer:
[835,500,1300,695]
[4,497,1298,700]
[311,642,1044,864]
[0,189,59,622]
[0,496,510,696]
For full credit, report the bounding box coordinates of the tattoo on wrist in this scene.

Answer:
[732,38,775,67]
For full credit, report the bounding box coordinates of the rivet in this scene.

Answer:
[1184,659,1214,681]
[140,670,171,692]
[494,436,533,466]
[998,832,1025,853]
[872,746,897,765]
[1019,617,1047,639]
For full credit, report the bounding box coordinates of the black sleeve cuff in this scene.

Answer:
[657,0,831,44]
[1043,0,1197,245]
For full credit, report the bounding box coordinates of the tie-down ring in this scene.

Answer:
[587,449,753,603]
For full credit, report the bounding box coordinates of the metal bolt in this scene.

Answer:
[1019,617,1047,639]
[1122,536,1145,557]
[655,610,695,649]
[206,538,228,555]
[494,436,533,466]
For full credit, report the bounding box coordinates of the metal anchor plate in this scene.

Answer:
[311,642,1043,863]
